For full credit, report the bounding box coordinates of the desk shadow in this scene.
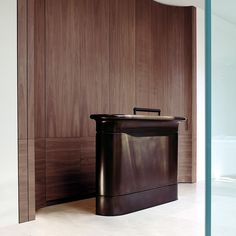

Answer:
[36,197,96,216]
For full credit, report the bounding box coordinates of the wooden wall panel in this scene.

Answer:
[109,0,136,114]
[28,139,35,220]
[46,0,81,138]
[79,0,110,137]
[35,0,46,139]
[18,0,27,140]
[167,6,190,182]
[18,140,29,222]
[34,0,46,209]
[135,0,152,108]
[27,0,36,220]
[18,0,35,222]
[35,139,46,210]
[18,0,28,223]
[46,138,95,202]
[150,2,169,114]
[167,6,196,182]
[178,134,193,181]
[46,0,109,138]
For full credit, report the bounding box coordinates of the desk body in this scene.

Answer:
[91,115,184,216]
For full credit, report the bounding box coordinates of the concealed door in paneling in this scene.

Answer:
[109,0,136,114]
[46,0,109,138]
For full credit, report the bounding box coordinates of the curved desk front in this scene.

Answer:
[90,114,185,216]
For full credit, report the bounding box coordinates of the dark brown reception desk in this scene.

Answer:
[90,113,185,216]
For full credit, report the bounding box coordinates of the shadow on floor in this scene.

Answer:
[37,198,96,216]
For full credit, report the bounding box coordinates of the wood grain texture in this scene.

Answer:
[46,0,109,138]
[18,0,27,140]
[46,138,95,201]
[135,0,152,108]
[27,0,36,220]
[34,0,47,209]
[167,6,192,182]
[27,0,35,140]
[18,140,29,223]
[35,139,46,210]
[35,0,46,138]
[178,134,193,182]
[18,0,35,222]
[18,0,29,223]
[28,139,35,220]
[109,0,136,114]
[148,2,196,183]
[150,2,168,114]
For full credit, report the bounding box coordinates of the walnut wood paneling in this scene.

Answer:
[28,0,35,141]
[18,0,27,140]
[18,140,28,222]
[109,0,136,114]
[167,6,196,182]
[46,138,95,202]
[27,0,36,220]
[34,0,47,210]
[18,140,36,221]
[150,2,169,114]
[135,0,152,108]
[146,2,196,183]
[167,6,192,182]
[178,134,193,182]
[79,0,110,137]
[18,0,29,223]
[35,0,46,138]
[46,0,109,138]
[35,139,46,210]
[28,139,35,220]
[18,0,35,222]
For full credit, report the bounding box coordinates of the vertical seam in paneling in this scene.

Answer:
[44,0,47,203]
[26,0,29,221]
[108,0,110,114]
[45,0,47,141]
[134,0,136,107]
[17,0,20,223]
[191,7,197,182]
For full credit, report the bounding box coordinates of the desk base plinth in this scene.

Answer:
[96,184,177,216]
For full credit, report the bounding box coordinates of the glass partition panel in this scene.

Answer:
[211,0,236,235]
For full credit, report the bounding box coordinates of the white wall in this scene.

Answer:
[0,0,18,227]
[197,8,205,181]
[155,0,204,8]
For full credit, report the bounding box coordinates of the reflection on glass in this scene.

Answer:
[212,0,236,235]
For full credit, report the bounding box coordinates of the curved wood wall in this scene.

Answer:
[18,0,196,217]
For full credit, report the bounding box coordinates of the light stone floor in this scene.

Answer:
[212,179,236,236]
[0,183,205,236]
